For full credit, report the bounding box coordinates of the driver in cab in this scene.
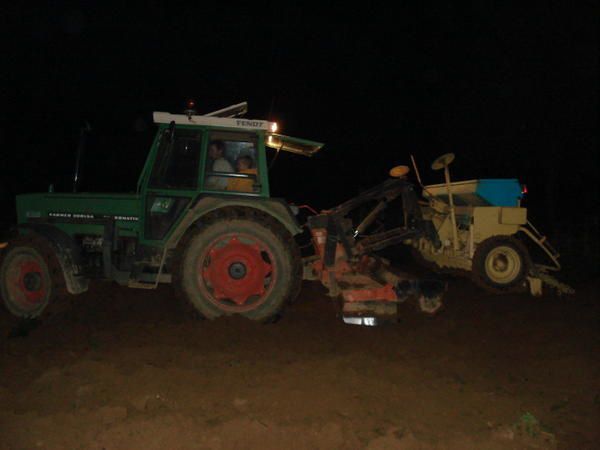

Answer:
[205,140,234,190]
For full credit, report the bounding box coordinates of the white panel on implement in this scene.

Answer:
[500,207,527,225]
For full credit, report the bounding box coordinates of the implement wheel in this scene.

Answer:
[0,237,62,318]
[472,236,529,293]
[175,209,301,321]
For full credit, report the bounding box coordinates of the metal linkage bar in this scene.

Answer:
[328,178,407,216]
[356,227,421,254]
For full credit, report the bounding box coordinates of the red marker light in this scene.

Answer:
[521,184,528,195]
[184,99,197,117]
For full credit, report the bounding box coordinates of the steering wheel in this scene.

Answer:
[431,153,455,170]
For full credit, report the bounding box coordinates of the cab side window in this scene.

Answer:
[150,128,202,189]
[204,132,259,193]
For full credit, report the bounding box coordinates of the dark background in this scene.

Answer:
[1,3,597,270]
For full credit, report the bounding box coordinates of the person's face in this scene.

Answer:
[208,145,222,160]
[236,159,250,171]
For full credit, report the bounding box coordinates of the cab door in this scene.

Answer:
[141,125,205,243]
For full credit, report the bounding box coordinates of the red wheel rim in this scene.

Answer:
[198,233,276,312]
[5,254,48,311]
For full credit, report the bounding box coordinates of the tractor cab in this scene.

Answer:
[136,102,324,244]
[142,102,324,198]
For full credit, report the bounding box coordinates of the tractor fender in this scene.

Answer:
[165,195,302,250]
[17,224,89,295]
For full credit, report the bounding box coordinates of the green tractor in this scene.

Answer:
[1,101,451,325]
[0,102,324,321]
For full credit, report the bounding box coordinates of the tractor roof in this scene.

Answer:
[153,111,276,132]
[153,103,324,157]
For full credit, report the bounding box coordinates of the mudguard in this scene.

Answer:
[18,224,89,295]
[165,195,302,250]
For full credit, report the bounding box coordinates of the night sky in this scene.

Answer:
[1,3,597,240]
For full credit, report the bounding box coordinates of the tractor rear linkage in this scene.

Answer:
[304,177,445,322]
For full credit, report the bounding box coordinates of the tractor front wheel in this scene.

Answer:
[472,236,529,293]
[0,237,62,318]
[175,209,300,321]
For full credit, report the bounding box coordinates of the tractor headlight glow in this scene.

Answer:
[270,122,278,133]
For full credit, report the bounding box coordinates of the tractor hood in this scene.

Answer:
[265,133,324,156]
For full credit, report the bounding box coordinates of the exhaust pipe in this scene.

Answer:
[73,121,92,193]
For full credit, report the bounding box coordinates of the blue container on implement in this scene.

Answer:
[476,179,522,207]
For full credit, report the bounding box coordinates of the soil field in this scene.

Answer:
[0,277,598,449]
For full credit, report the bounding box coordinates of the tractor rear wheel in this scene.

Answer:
[472,236,529,293]
[0,236,62,318]
[175,209,301,321]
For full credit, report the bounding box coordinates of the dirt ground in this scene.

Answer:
[0,276,598,450]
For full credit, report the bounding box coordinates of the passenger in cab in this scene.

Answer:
[228,155,257,192]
